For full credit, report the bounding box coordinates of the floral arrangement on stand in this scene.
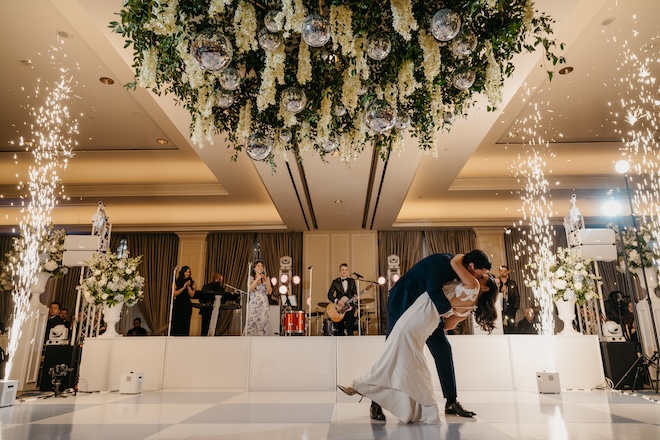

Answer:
[78,252,145,307]
[546,247,600,305]
[0,227,69,291]
[112,0,564,168]
[610,222,660,273]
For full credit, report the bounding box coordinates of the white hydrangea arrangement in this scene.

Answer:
[78,252,145,307]
[546,247,600,305]
[40,228,68,278]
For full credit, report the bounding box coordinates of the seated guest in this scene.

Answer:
[604,291,626,324]
[516,308,538,334]
[127,317,148,336]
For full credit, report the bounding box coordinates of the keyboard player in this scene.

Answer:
[200,273,240,336]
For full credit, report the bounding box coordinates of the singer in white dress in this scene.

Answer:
[344,255,498,423]
[244,261,273,336]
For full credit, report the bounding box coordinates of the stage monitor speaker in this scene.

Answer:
[600,341,641,390]
[570,245,617,262]
[63,250,98,267]
[39,345,76,392]
[64,234,101,251]
[0,380,18,407]
[568,228,615,246]
[536,371,561,394]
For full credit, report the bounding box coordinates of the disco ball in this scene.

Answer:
[192,31,233,72]
[319,135,338,153]
[246,131,273,161]
[395,112,411,130]
[216,89,234,108]
[301,14,331,47]
[279,129,292,143]
[430,9,461,42]
[364,100,396,133]
[281,87,307,114]
[264,10,281,33]
[219,67,241,91]
[258,27,282,51]
[453,68,476,90]
[366,33,391,61]
[451,31,477,57]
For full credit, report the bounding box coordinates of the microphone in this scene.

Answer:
[353,272,364,279]
[308,265,314,269]
[174,266,179,270]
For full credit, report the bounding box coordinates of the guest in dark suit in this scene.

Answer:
[44,302,65,342]
[327,263,357,336]
[516,308,539,334]
[497,265,519,333]
[127,317,148,336]
[369,251,491,421]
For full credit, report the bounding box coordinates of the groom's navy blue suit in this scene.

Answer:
[386,253,459,403]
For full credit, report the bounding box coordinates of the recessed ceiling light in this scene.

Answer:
[57,30,72,39]
[19,60,32,68]
[507,132,519,138]
[99,77,115,85]
[334,200,343,204]
[156,138,169,145]
[601,17,616,26]
[558,66,574,75]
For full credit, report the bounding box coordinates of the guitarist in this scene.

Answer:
[327,263,357,336]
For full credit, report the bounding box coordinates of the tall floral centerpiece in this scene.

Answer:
[612,223,660,296]
[547,247,600,335]
[111,0,564,168]
[78,252,145,337]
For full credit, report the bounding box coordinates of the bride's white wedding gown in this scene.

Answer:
[351,281,478,423]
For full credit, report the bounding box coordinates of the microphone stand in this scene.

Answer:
[167,267,177,336]
[307,266,313,336]
[242,262,252,336]
[359,279,380,335]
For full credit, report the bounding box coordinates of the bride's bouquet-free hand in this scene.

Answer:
[546,247,600,305]
[78,252,145,307]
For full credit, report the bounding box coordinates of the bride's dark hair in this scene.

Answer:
[475,274,498,333]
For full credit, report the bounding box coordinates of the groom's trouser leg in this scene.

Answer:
[426,324,457,402]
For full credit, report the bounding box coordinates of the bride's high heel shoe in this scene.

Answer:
[337,385,363,398]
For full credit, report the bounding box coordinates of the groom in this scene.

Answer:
[370,250,491,421]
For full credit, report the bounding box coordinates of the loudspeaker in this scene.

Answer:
[568,228,615,246]
[64,234,101,250]
[536,371,561,394]
[119,372,143,394]
[39,345,76,392]
[0,380,18,407]
[600,341,642,390]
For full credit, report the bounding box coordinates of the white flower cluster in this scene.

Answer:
[612,223,660,271]
[40,228,68,278]
[545,247,599,304]
[144,0,179,36]
[390,0,418,41]
[78,252,145,307]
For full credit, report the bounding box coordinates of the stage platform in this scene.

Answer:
[77,334,605,394]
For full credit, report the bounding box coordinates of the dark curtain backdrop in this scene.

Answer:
[503,226,568,324]
[424,229,477,255]
[205,232,256,334]
[257,232,303,305]
[109,233,179,335]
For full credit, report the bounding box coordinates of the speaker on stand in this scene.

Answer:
[600,341,643,390]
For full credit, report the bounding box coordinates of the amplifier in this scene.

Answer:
[568,228,615,246]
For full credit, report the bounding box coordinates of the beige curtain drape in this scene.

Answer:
[0,234,16,330]
[205,232,256,335]
[108,233,179,335]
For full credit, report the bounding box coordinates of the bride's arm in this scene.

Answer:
[450,254,479,290]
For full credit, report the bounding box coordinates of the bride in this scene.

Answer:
[338,254,498,424]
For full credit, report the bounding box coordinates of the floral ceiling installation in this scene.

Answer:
[112,0,563,166]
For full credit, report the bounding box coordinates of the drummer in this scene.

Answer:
[327,263,357,336]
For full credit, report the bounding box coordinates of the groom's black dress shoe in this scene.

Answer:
[445,401,476,417]
[370,402,386,421]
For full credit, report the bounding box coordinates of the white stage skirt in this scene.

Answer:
[79,335,605,393]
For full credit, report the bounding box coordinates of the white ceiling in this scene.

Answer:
[1,0,658,232]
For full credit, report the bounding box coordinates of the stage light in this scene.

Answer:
[278,285,288,294]
[603,199,621,216]
[292,275,301,285]
[280,274,289,284]
[270,277,277,286]
[377,276,386,285]
[392,274,400,283]
[615,159,630,174]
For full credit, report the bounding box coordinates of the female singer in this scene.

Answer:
[244,260,273,336]
[172,265,196,336]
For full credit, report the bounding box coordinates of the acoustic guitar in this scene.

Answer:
[326,284,374,322]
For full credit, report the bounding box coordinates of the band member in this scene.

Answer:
[327,263,357,336]
[200,273,225,336]
[497,265,519,334]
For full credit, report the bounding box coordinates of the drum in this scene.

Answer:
[323,318,336,336]
[284,311,306,335]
